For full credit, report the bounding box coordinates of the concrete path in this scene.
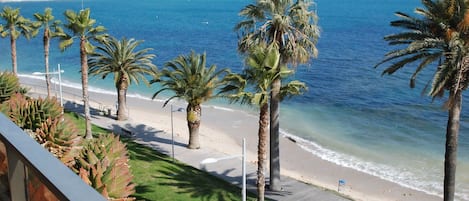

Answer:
[65,103,350,201]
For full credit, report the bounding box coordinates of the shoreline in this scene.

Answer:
[19,75,441,201]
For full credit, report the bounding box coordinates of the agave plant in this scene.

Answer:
[23,115,83,201]
[1,93,62,132]
[32,116,82,167]
[74,134,135,200]
[0,71,20,103]
[0,93,82,200]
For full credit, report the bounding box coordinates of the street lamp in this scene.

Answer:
[200,138,246,201]
[170,104,185,162]
[33,64,64,108]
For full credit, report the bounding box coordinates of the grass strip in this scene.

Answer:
[65,112,257,201]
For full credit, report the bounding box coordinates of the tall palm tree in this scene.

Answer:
[375,0,469,200]
[34,8,62,98]
[58,9,107,139]
[222,43,306,201]
[235,0,319,190]
[0,6,39,75]
[151,51,230,149]
[89,37,157,121]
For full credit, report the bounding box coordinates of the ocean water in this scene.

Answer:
[0,0,468,199]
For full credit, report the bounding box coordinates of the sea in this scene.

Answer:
[0,0,468,200]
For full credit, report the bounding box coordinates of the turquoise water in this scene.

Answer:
[0,0,468,199]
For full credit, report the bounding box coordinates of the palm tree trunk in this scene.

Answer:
[80,37,92,139]
[257,102,269,201]
[187,103,201,149]
[443,90,461,201]
[44,28,51,98]
[269,76,281,191]
[116,83,128,121]
[10,34,17,75]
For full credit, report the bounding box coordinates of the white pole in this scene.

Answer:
[171,104,175,162]
[58,64,63,108]
[242,138,246,201]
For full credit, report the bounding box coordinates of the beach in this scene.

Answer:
[19,75,442,201]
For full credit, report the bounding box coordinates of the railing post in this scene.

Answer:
[7,148,27,201]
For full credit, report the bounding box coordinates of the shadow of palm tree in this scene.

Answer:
[156,165,241,201]
[132,185,153,201]
[63,100,105,116]
[124,138,254,200]
[122,137,173,164]
[110,123,187,156]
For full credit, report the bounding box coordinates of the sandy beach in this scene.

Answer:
[19,75,442,201]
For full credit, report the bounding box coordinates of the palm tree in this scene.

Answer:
[375,1,469,200]
[235,0,320,190]
[34,8,62,98]
[151,51,230,149]
[222,43,306,201]
[58,9,107,139]
[0,6,39,75]
[89,37,157,121]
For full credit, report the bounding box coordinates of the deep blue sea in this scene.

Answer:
[1,0,468,199]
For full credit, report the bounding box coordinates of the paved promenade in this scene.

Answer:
[64,103,350,201]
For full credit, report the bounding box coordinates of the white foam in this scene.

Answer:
[280,130,444,199]
[208,105,235,112]
[19,74,259,113]
[20,74,186,105]
[19,74,46,81]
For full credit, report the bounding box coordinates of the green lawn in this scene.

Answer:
[66,112,257,201]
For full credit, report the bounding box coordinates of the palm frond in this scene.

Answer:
[235,0,319,66]
[89,36,157,89]
[410,53,441,88]
[153,51,228,105]
[279,80,307,100]
[377,0,469,101]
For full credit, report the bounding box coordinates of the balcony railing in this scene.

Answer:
[0,113,106,201]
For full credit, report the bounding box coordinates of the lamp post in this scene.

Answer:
[200,138,246,201]
[170,105,185,162]
[33,64,64,108]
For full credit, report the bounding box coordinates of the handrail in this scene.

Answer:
[0,113,106,201]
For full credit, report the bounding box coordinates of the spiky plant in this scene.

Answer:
[0,93,81,167]
[1,93,32,128]
[33,117,82,167]
[0,93,82,200]
[74,134,135,200]
[0,71,20,103]
[2,93,62,131]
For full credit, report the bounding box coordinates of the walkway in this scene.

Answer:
[65,102,350,201]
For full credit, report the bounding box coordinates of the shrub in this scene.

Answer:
[0,71,20,103]
[1,93,62,131]
[74,134,135,200]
